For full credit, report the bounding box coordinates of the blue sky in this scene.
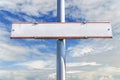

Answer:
[0,0,120,80]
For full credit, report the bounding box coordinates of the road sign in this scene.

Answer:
[11,22,112,39]
[10,0,113,80]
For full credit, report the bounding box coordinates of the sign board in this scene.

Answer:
[11,22,112,39]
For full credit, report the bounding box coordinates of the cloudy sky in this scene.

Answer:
[0,0,120,80]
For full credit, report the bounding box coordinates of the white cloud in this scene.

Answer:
[0,26,53,62]
[67,70,82,74]
[66,0,119,21]
[99,76,113,80]
[0,69,55,80]
[98,66,120,73]
[0,43,28,61]
[17,61,46,69]
[0,0,56,16]
[0,39,44,61]
[68,46,94,57]
[0,0,120,27]
[48,72,56,79]
[16,60,55,69]
[66,66,120,80]
[0,41,55,62]
[0,66,120,80]
[67,62,101,67]
[67,38,120,67]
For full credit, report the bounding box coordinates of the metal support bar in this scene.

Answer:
[57,39,66,80]
[57,0,65,22]
[57,0,66,80]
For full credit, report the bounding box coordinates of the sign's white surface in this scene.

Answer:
[11,22,112,39]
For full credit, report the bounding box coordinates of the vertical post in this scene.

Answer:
[57,0,65,22]
[57,0,66,80]
[57,39,66,80]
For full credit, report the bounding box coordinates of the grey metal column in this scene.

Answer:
[57,0,65,22]
[57,0,66,80]
[57,39,66,80]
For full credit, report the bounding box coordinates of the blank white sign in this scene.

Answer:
[11,22,112,39]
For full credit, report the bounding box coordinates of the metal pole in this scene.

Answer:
[57,0,66,80]
[57,39,66,80]
[57,0,65,22]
